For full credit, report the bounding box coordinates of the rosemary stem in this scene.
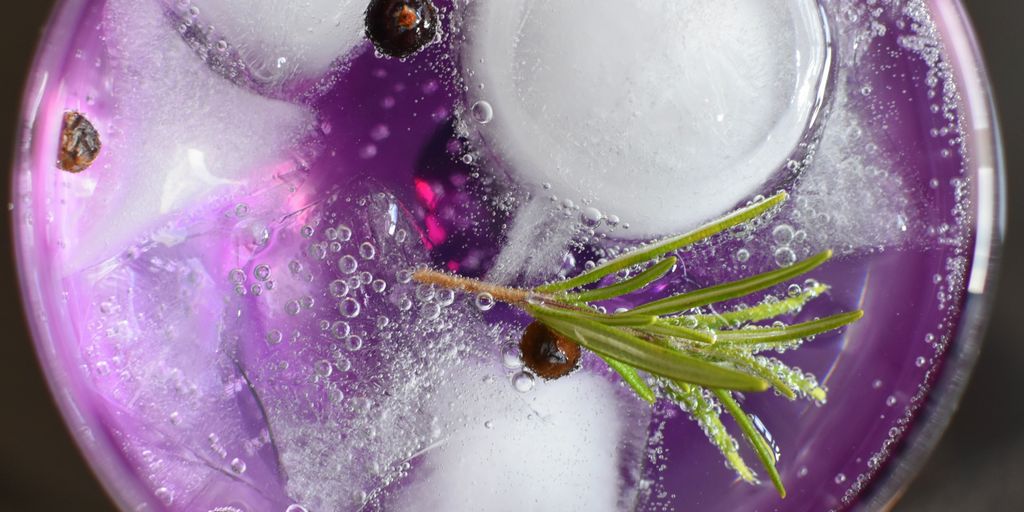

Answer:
[412,269,531,306]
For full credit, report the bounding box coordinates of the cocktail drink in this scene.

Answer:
[11,1,1002,511]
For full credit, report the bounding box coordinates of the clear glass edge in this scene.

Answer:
[8,1,1006,511]
[854,0,1007,510]
[10,0,156,510]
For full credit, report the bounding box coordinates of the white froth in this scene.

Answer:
[185,0,366,84]
[464,0,828,236]
[390,368,634,512]
[70,0,314,269]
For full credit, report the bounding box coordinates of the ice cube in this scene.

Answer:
[180,0,367,86]
[387,368,649,512]
[77,236,288,509]
[463,0,829,236]
[69,0,315,270]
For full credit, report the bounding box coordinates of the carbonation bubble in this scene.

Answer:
[396,269,413,283]
[336,225,353,241]
[285,300,301,316]
[335,356,352,372]
[772,224,795,245]
[501,344,522,368]
[328,387,344,404]
[415,284,435,302]
[774,247,797,267]
[421,302,442,320]
[228,268,246,284]
[735,248,751,263]
[474,292,495,311]
[331,321,350,339]
[329,279,350,298]
[253,264,271,281]
[470,100,493,124]
[354,490,368,504]
[309,243,327,260]
[512,371,536,393]
[787,284,802,297]
[286,505,309,512]
[155,487,174,505]
[345,335,364,352]
[339,298,361,318]
[253,227,270,246]
[314,360,333,377]
[266,330,283,345]
[359,271,373,285]
[436,288,455,306]
[338,255,359,274]
[359,242,377,260]
[230,458,247,474]
[580,207,603,226]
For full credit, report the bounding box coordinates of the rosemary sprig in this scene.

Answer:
[412,192,862,497]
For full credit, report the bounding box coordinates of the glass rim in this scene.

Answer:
[853,0,1006,509]
[10,1,154,510]
[10,1,1006,510]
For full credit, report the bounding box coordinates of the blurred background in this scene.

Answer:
[0,1,1019,510]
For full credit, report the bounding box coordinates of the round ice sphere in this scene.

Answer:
[463,0,829,236]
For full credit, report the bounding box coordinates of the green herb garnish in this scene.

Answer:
[412,192,862,497]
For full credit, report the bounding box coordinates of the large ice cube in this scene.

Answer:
[388,369,648,512]
[69,0,315,270]
[182,0,367,86]
[463,0,829,236]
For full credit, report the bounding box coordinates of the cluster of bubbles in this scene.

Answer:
[498,340,536,393]
[731,222,807,269]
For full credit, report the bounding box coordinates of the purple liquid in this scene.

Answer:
[10,1,1000,511]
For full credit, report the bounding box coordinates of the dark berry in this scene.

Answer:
[365,0,439,59]
[519,321,582,380]
[57,111,101,173]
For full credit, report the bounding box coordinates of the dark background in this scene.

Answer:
[0,1,1019,510]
